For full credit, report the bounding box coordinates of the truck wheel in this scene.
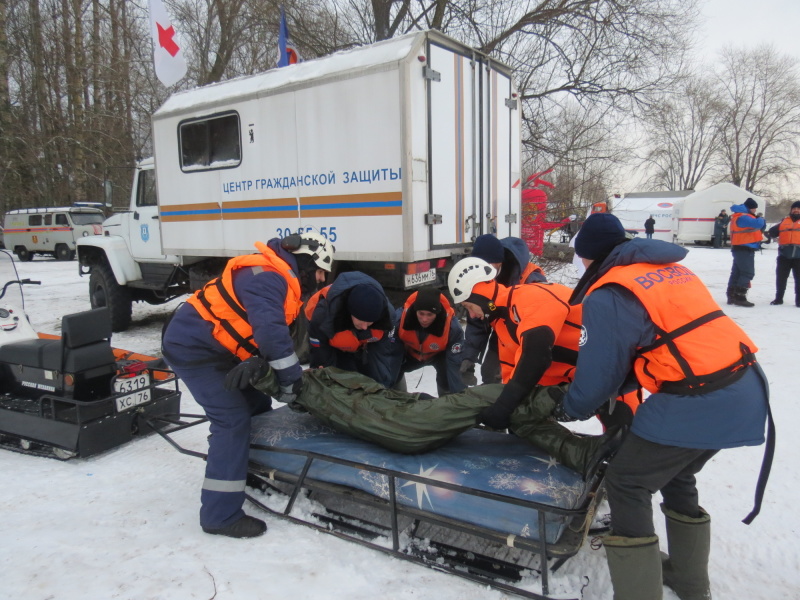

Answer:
[89,262,132,332]
[55,244,72,261]
[15,247,33,262]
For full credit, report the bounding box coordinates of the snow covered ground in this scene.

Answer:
[2,244,798,599]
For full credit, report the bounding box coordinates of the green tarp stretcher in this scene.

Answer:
[254,367,609,477]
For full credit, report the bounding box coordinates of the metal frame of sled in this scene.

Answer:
[246,444,606,600]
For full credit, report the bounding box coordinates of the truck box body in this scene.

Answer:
[150,30,520,277]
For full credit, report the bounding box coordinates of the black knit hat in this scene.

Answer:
[471,234,504,264]
[791,201,800,210]
[575,213,628,260]
[411,287,442,314]
[347,285,384,322]
[744,198,758,210]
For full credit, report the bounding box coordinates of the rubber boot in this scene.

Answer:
[725,286,734,305]
[604,535,663,600]
[730,286,754,307]
[660,504,712,600]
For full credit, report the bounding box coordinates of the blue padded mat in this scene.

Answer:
[250,407,592,544]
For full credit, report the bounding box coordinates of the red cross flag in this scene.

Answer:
[149,0,187,87]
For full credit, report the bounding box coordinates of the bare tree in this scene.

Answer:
[715,45,800,194]
[640,74,726,190]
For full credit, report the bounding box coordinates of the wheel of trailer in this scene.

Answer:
[90,261,132,332]
[15,246,33,262]
[55,243,72,261]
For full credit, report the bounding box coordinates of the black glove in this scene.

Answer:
[276,378,303,405]
[459,359,478,386]
[478,381,525,430]
[224,357,269,391]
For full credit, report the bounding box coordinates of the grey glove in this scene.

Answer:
[459,359,478,386]
[224,357,269,391]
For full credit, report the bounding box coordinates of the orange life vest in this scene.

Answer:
[397,292,454,361]
[306,285,386,353]
[521,262,546,283]
[587,262,758,394]
[187,242,302,361]
[730,212,763,246]
[777,216,800,246]
[493,283,582,385]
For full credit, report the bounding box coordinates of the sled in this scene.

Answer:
[245,406,607,600]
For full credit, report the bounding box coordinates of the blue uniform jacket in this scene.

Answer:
[162,239,302,386]
[730,204,766,249]
[562,238,768,449]
[307,271,402,387]
[463,237,547,363]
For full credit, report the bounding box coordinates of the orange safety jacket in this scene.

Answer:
[777,216,800,246]
[187,242,302,361]
[493,283,582,385]
[730,212,763,246]
[521,262,546,283]
[587,262,758,395]
[306,285,386,353]
[397,292,454,361]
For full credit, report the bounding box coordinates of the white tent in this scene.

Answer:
[608,191,693,242]
[673,182,763,245]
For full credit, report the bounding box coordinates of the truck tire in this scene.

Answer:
[15,246,33,262]
[90,262,132,332]
[55,244,72,261]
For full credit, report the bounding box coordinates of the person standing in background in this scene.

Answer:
[713,209,729,248]
[768,201,800,306]
[644,215,655,239]
[727,198,765,307]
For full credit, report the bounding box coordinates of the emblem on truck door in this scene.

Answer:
[140,224,150,242]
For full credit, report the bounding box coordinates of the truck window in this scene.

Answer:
[71,212,104,225]
[55,214,68,226]
[44,214,53,226]
[135,169,158,207]
[179,112,241,171]
[29,215,42,226]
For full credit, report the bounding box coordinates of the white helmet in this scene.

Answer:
[448,257,497,304]
[281,230,335,271]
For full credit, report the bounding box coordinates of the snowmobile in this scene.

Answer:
[0,249,181,459]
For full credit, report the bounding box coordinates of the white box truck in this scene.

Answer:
[76,30,522,331]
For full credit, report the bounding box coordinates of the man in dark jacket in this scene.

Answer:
[713,210,730,248]
[460,235,546,386]
[553,213,770,600]
[393,286,466,395]
[162,233,334,539]
[307,272,402,388]
[768,201,800,306]
[644,215,655,239]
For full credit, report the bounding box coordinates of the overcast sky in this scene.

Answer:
[699,0,800,60]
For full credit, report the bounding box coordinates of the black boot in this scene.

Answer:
[725,286,734,305]
[730,286,754,307]
[202,515,268,538]
[770,298,783,305]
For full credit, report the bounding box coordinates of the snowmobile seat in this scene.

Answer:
[0,308,115,376]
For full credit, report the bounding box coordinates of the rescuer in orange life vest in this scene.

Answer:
[162,232,335,539]
[767,200,800,306]
[460,234,547,387]
[446,257,623,480]
[392,286,466,396]
[726,197,766,307]
[552,213,771,600]
[306,272,402,388]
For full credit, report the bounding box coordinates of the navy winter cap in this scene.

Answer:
[411,287,443,314]
[575,213,628,260]
[347,285,384,322]
[791,201,800,210]
[744,198,758,210]
[471,234,505,264]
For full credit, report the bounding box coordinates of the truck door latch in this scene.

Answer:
[425,213,443,225]
[504,213,518,224]
[423,66,441,82]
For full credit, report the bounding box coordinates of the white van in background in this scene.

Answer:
[4,206,104,261]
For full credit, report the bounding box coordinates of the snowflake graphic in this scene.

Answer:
[358,469,412,503]
[463,457,492,470]
[488,472,521,490]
